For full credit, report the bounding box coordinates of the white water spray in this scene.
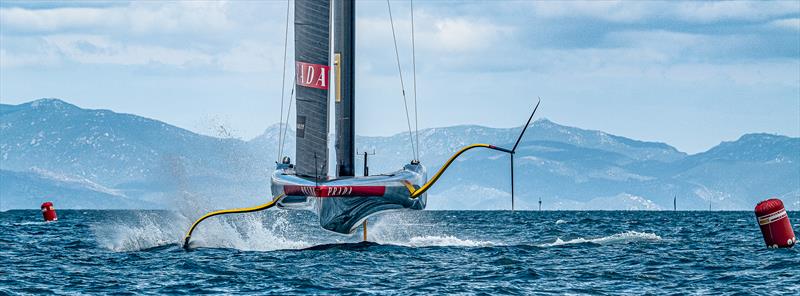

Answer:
[369,212,499,247]
[538,231,661,247]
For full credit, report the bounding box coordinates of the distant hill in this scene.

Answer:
[0,99,271,209]
[1,98,798,210]
[0,169,151,209]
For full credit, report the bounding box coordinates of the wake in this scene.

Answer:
[538,231,662,247]
[91,208,662,252]
[369,212,501,248]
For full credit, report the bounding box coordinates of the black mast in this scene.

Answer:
[334,0,356,177]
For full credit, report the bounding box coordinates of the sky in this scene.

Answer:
[0,0,798,153]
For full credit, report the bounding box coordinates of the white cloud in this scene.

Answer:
[31,34,291,72]
[428,18,513,52]
[602,30,757,63]
[659,61,800,88]
[218,40,282,73]
[533,1,653,23]
[0,2,287,71]
[43,35,213,67]
[768,18,800,31]
[0,7,120,32]
[530,1,797,23]
[672,1,797,23]
[0,47,59,68]
[605,30,704,55]
[0,2,234,35]
[125,1,233,35]
[2,32,286,72]
[357,14,512,55]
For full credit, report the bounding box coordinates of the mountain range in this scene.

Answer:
[1,98,798,211]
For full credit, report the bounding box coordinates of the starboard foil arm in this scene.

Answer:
[410,99,541,208]
[409,144,511,199]
[182,194,284,249]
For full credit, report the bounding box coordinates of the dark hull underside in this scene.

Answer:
[270,163,427,234]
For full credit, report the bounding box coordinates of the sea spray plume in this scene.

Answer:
[160,121,252,220]
[90,210,311,252]
[168,122,309,251]
[92,211,185,252]
[203,120,271,208]
[197,115,242,141]
[162,154,205,218]
[93,139,310,251]
[187,212,310,251]
[89,154,202,251]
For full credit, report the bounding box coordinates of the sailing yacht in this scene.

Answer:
[183,0,539,248]
[270,0,427,234]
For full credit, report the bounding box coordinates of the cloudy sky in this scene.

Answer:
[1,0,798,153]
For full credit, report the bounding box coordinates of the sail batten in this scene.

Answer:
[295,0,331,178]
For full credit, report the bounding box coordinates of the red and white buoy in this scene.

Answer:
[754,198,795,248]
[40,202,57,222]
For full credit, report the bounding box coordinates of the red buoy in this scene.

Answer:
[40,202,57,222]
[754,198,795,248]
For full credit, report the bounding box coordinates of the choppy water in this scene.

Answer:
[1,210,798,294]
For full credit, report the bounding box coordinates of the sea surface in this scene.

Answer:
[1,209,798,295]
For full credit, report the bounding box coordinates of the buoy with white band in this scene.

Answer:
[40,201,58,222]
[754,198,795,248]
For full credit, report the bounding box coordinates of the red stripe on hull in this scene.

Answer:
[284,185,386,198]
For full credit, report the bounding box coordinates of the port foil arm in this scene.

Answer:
[182,194,284,249]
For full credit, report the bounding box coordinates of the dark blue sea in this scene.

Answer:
[1,209,798,295]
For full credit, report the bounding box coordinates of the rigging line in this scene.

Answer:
[280,84,295,158]
[277,0,291,160]
[410,0,420,161]
[387,0,418,161]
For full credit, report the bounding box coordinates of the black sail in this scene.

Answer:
[295,0,331,179]
[334,0,356,177]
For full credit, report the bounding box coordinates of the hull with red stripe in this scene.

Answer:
[270,162,427,234]
[283,185,387,198]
